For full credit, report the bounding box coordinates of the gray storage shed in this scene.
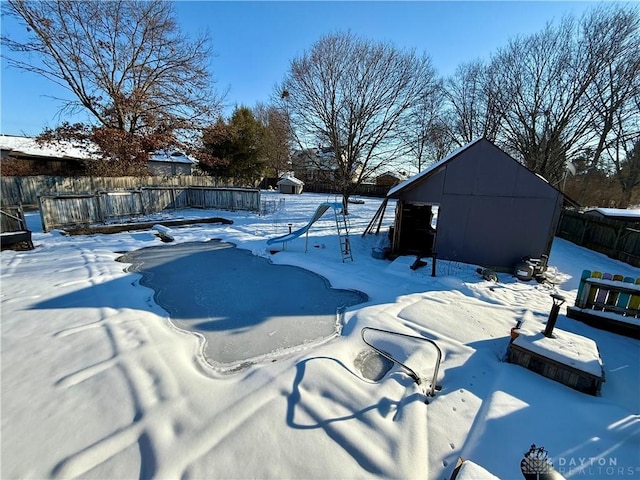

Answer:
[379,138,572,271]
[277,175,304,194]
[148,151,196,175]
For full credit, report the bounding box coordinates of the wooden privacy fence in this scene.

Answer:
[0,175,236,207]
[302,181,389,198]
[39,187,260,232]
[556,210,640,267]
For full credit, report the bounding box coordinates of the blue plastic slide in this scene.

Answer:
[267,202,343,245]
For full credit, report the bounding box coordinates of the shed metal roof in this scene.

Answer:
[277,176,304,186]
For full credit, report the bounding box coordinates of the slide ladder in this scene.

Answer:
[334,206,353,262]
[267,201,354,261]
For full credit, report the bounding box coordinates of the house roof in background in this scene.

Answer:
[1,134,194,164]
[149,151,197,165]
[0,134,99,160]
[376,170,407,180]
[584,208,640,222]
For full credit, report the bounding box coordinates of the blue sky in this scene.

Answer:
[1,1,604,137]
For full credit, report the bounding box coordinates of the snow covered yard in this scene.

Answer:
[1,192,639,479]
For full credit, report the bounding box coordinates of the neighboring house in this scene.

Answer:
[291,146,363,183]
[277,175,304,194]
[291,147,333,182]
[0,134,95,176]
[375,171,407,188]
[0,134,195,176]
[148,150,197,176]
[371,138,578,271]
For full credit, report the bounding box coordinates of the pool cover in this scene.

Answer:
[119,241,367,370]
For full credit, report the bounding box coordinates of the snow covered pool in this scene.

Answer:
[118,240,367,371]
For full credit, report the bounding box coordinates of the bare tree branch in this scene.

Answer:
[277,31,438,209]
[2,0,222,167]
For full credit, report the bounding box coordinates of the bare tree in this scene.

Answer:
[401,80,451,172]
[489,18,597,183]
[2,0,221,170]
[577,5,640,203]
[605,95,640,206]
[253,103,292,178]
[277,31,438,210]
[444,60,503,147]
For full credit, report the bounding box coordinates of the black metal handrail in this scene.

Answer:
[361,326,442,397]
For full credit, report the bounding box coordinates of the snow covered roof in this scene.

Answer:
[376,170,407,181]
[149,150,197,165]
[1,134,195,164]
[387,138,483,196]
[0,134,100,160]
[277,175,304,185]
[584,208,640,222]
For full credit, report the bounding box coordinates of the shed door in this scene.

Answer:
[396,202,437,255]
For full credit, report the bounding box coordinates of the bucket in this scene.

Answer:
[515,262,534,281]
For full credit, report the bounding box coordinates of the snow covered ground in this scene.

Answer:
[1,191,639,479]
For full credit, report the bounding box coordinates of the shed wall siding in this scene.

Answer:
[396,167,446,204]
[435,195,559,269]
[148,162,192,176]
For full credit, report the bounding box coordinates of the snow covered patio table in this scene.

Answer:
[508,325,605,395]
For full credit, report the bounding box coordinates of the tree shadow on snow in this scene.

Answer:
[286,356,424,475]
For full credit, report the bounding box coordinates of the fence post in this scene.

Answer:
[37,196,47,232]
[95,193,105,224]
[139,188,146,215]
[578,217,588,245]
[16,177,24,205]
[138,189,146,216]
[612,224,625,259]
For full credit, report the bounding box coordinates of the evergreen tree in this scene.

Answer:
[200,107,266,186]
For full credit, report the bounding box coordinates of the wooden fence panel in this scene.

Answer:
[189,187,260,211]
[619,230,640,266]
[2,175,387,207]
[0,175,233,206]
[99,191,145,220]
[1,178,22,206]
[173,188,191,209]
[141,188,173,212]
[140,187,191,211]
[38,187,261,232]
[557,210,640,267]
[39,195,100,231]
